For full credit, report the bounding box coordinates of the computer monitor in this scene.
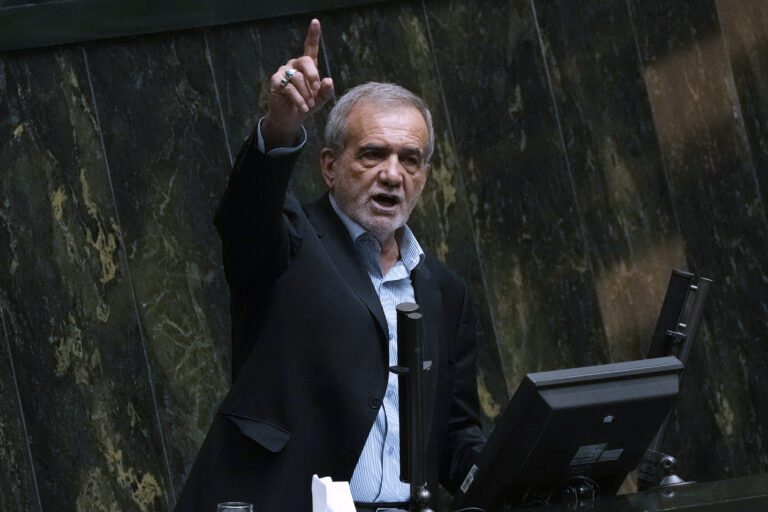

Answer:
[452,356,683,511]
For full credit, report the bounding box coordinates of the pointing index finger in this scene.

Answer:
[304,18,321,64]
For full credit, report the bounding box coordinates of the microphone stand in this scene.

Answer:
[391,302,434,512]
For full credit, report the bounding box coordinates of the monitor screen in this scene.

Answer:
[452,356,683,511]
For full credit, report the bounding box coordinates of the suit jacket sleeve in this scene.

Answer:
[213,129,303,376]
[441,283,486,492]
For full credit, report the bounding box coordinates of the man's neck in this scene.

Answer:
[376,234,400,275]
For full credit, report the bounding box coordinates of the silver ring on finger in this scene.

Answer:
[284,68,297,79]
[280,77,290,90]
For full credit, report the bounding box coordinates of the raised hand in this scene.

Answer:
[262,19,335,149]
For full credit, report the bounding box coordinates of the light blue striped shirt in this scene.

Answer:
[328,194,425,503]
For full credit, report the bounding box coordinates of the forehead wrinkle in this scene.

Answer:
[345,104,429,155]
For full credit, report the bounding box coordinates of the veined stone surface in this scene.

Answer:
[1,0,766,507]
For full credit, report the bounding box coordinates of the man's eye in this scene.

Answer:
[361,150,384,160]
[402,156,422,170]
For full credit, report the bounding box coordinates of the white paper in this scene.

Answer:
[311,474,356,512]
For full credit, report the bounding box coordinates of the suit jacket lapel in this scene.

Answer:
[305,195,439,433]
[304,195,388,338]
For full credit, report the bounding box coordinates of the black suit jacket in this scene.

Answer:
[175,134,484,512]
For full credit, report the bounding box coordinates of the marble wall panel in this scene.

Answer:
[0,308,39,512]
[0,49,171,510]
[717,0,768,226]
[82,31,234,496]
[423,0,609,390]
[630,0,768,478]
[319,1,509,422]
[2,1,768,505]
[531,0,686,363]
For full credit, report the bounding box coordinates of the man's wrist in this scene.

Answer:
[256,117,307,157]
[261,115,302,150]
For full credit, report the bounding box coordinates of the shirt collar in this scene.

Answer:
[328,193,425,272]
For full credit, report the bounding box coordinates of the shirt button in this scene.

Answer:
[369,397,382,409]
[345,451,357,467]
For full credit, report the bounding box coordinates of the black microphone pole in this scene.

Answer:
[392,302,433,512]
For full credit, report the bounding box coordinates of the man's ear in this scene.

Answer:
[320,147,337,189]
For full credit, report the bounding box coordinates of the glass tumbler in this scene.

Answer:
[217,502,253,512]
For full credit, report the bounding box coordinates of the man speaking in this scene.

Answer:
[176,19,484,511]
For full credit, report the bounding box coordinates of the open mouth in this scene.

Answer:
[372,193,401,209]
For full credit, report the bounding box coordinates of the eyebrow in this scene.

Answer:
[357,143,387,153]
[357,143,424,157]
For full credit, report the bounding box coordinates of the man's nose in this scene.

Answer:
[379,154,404,185]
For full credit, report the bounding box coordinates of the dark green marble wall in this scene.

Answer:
[1,0,767,508]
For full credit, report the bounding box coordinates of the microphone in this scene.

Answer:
[392,302,433,512]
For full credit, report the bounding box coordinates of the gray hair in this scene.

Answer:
[324,82,435,162]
